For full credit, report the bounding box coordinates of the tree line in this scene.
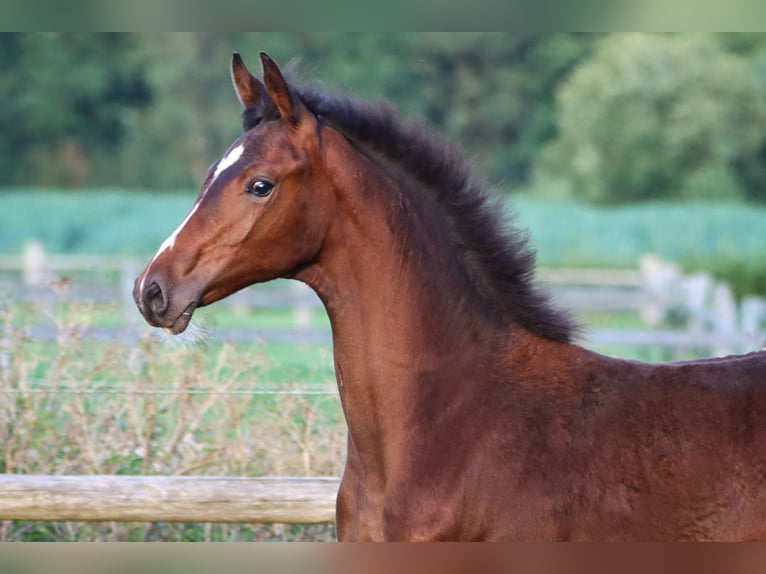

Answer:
[2,33,765,203]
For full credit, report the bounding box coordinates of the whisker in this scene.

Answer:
[154,318,210,348]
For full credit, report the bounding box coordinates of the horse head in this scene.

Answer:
[134,53,331,334]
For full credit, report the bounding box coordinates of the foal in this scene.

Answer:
[134,52,766,541]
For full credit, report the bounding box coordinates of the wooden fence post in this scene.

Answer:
[0,299,9,384]
[712,282,738,356]
[639,254,681,327]
[22,240,46,287]
[292,281,313,331]
[121,259,140,327]
[682,273,713,335]
[741,296,766,350]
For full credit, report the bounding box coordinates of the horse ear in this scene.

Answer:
[231,52,268,109]
[259,52,301,124]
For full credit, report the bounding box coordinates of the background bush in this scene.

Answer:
[1,33,598,190]
[537,34,766,203]
[4,33,766,203]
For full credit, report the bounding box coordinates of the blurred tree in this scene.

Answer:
[716,33,766,202]
[0,33,600,190]
[405,33,598,184]
[538,33,766,203]
[111,33,599,190]
[114,33,356,188]
[6,32,766,199]
[0,33,151,187]
[113,33,247,189]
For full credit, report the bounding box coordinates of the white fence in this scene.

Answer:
[2,241,766,357]
[541,254,766,357]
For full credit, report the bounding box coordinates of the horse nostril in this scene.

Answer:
[144,281,168,317]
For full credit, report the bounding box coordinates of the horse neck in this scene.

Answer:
[295,129,510,475]
[303,128,508,352]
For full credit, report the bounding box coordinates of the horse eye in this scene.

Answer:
[246,178,274,197]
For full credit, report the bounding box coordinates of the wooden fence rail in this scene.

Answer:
[0,475,339,524]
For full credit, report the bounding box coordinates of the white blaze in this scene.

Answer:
[211,144,244,184]
[139,143,245,293]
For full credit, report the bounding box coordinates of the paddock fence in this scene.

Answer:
[2,241,765,356]
[0,475,338,524]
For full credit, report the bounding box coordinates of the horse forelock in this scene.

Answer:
[242,106,269,132]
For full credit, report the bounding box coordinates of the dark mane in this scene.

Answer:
[245,84,579,343]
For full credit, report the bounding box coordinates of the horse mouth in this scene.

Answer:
[163,302,197,335]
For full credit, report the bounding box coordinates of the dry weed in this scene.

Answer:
[0,294,345,541]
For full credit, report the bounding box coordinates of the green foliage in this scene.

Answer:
[112,33,310,189]
[112,33,599,189]
[514,197,766,268]
[538,34,766,203]
[0,32,598,191]
[0,33,151,188]
[4,33,766,202]
[681,254,766,301]
[0,188,191,255]
[513,197,766,298]
[400,33,597,183]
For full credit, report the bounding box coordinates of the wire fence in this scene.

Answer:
[0,381,338,396]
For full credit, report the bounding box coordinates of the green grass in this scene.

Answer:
[0,189,192,256]
[512,197,766,269]
[195,301,331,331]
[3,190,766,265]
[4,297,335,385]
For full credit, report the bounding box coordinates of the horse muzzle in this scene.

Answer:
[133,274,198,335]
